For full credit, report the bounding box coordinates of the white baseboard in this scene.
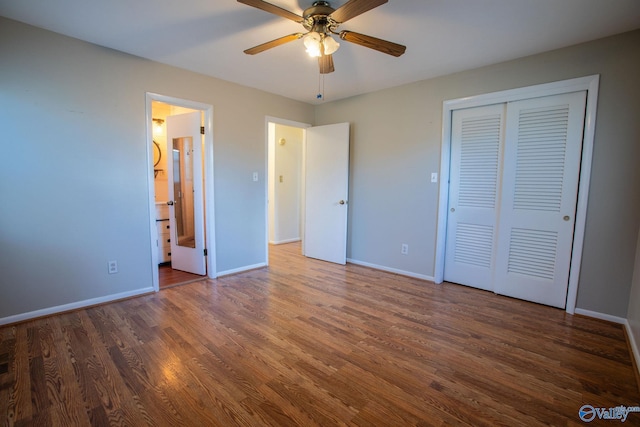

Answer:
[624,320,640,377]
[346,258,435,282]
[0,287,155,326]
[270,238,301,245]
[217,262,267,277]
[574,308,626,324]
[575,308,640,377]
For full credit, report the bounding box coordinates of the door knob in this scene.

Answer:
[563,215,570,221]
[450,207,455,213]
[167,200,175,206]
[339,200,346,205]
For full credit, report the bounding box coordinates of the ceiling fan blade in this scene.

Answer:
[319,54,335,74]
[339,30,406,57]
[330,0,387,23]
[244,33,303,55]
[237,0,302,22]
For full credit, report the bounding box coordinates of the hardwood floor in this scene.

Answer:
[158,264,203,289]
[1,242,638,426]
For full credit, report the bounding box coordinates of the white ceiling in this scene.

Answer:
[2,0,640,105]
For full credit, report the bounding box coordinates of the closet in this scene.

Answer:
[444,91,587,308]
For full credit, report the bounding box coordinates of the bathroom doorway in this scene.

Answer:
[146,93,216,291]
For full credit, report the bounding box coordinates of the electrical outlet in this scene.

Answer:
[108,260,118,274]
[401,244,409,255]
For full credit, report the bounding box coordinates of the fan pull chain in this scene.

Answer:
[316,73,325,101]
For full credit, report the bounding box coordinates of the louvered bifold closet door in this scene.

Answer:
[444,104,505,291]
[493,91,586,308]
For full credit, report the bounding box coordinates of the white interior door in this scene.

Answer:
[493,92,586,308]
[166,112,206,275]
[304,123,350,264]
[444,104,505,291]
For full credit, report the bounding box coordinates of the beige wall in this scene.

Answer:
[0,17,314,321]
[316,29,640,318]
[2,15,639,322]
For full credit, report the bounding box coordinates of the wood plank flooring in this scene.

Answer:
[1,242,638,426]
[158,264,204,289]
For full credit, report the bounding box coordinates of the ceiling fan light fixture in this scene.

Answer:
[304,32,322,57]
[304,31,340,58]
[323,35,340,55]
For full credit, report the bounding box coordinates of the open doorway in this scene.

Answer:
[265,118,350,266]
[146,93,216,291]
[266,118,309,263]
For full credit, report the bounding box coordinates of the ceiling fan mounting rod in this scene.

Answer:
[309,0,333,13]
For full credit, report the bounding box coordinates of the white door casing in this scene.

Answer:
[166,111,206,275]
[443,90,589,309]
[304,123,350,265]
[435,76,599,314]
[264,117,311,267]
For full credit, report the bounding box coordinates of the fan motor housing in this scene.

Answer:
[303,1,337,31]
[304,1,334,18]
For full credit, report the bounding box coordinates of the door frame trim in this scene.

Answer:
[146,93,217,291]
[264,117,311,265]
[433,75,600,314]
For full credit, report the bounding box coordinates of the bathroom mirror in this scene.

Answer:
[172,136,196,248]
[153,140,162,167]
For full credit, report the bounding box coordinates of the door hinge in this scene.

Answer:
[200,126,205,135]
[204,248,208,256]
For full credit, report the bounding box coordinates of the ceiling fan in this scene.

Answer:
[238,0,406,74]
